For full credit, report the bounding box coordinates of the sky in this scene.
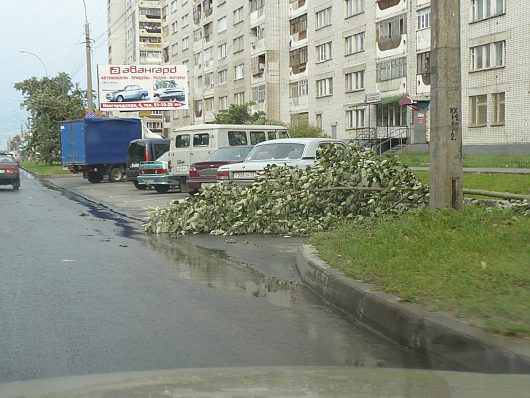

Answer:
[0,0,109,149]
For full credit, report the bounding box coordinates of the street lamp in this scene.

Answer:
[81,0,94,113]
[20,50,48,76]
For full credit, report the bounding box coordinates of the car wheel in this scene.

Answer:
[117,95,124,102]
[154,184,170,194]
[13,185,19,191]
[87,171,103,183]
[133,181,147,190]
[141,93,147,100]
[109,167,124,182]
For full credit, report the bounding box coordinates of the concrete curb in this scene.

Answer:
[296,244,530,374]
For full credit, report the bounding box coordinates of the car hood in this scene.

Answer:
[1,366,528,398]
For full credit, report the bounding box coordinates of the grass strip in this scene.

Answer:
[21,161,70,175]
[393,153,530,168]
[311,207,530,336]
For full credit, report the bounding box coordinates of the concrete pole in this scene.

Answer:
[82,0,94,113]
[429,0,463,210]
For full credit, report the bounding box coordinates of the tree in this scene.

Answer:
[288,123,327,138]
[213,102,268,125]
[14,73,86,164]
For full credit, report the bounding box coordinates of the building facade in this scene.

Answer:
[107,0,165,135]
[110,0,529,147]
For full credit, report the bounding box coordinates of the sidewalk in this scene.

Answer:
[410,166,530,174]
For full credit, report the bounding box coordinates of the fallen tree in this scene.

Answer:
[144,144,429,236]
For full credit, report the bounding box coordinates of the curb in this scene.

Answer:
[296,244,530,374]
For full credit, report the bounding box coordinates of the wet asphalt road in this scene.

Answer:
[0,173,438,383]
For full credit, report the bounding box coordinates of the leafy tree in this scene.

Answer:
[288,123,327,138]
[213,102,268,125]
[14,73,86,164]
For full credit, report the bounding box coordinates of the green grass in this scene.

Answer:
[20,161,70,175]
[311,207,530,336]
[393,153,530,168]
[413,171,530,195]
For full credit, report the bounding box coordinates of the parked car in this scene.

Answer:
[0,152,20,190]
[127,138,170,190]
[106,85,149,102]
[187,146,253,194]
[137,152,180,193]
[153,80,185,101]
[216,138,346,186]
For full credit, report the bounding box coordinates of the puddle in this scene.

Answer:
[147,235,300,309]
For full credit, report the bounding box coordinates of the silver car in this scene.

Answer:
[106,85,149,102]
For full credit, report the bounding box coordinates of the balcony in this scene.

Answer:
[290,30,307,48]
[416,28,431,52]
[251,39,265,54]
[376,35,407,59]
[289,65,307,78]
[376,0,406,19]
[416,73,431,95]
[139,42,162,51]
[250,7,265,27]
[139,57,162,65]
[289,0,306,14]
[289,95,308,111]
[376,76,407,94]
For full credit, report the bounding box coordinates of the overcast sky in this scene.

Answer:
[0,0,109,149]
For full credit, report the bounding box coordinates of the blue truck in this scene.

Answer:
[60,118,142,183]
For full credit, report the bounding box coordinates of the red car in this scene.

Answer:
[0,152,20,191]
[187,146,253,194]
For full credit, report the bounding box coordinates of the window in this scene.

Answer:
[289,79,308,98]
[316,113,323,129]
[316,7,332,29]
[471,0,506,22]
[377,57,407,81]
[250,131,266,145]
[228,131,248,145]
[346,109,366,129]
[218,69,228,84]
[205,72,214,89]
[345,70,365,92]
[492,92,505,125]
[170,0,177,13]
[252,85,266,103]
[171,21,178,34]
[290,14,307,37]
[204,97,214,112]
[316,42,332,62]
[233,6,244,24]
[233,35,244,53]
[250,0,265,12]
[181,13,189,27]
[218,16,227,32]
[175,134,190,148]
[377,14,407,41]
[289,46,307,73]
[234,91,245,105]
[218,43,227,59]
[171,43,178,56]
[316,77,333,97]
[194,28,203,42]
[345,32,365,55]
[182,36,189,50]
[376,102,407,126]
[469,94,488,126]
[417,51,431,84]
[234,63,245,80]
[417,7,431,29]
[345,0,365,17]
[219,96,228,110]
[194,100,203,117]
[470,41,505,71]
[193,133,210,146]
[203,22,213,42]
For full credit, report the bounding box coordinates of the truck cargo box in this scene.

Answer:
[60,118,142,166]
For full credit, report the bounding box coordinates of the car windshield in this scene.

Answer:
[206,147,252,161]
[0,154,15,162]
[247,143,305,161]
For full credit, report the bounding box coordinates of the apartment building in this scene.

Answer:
[107,0,164,135]
[460,0,530,145]
[160,0,290,130]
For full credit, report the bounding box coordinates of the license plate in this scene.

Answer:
[0,170,4,174]
[143,179,155,184]
[175,166,188,172]
[131,163,139,168]
[233,172,256,179]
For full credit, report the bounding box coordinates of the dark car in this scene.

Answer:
[127,139,170,189]
[187,146,253,194]
[0,152,20,190]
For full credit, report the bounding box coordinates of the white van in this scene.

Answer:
[167,124,289,190]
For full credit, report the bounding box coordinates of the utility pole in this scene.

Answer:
[82,0,94,113]
[429,0,463,210]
